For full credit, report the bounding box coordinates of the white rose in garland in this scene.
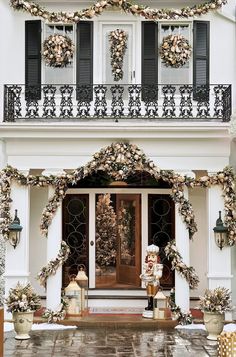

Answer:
[109,29,128,81]
[42,34,75,68]
[160,35,191,68]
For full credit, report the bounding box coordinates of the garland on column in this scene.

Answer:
[10,0,227,23]
[164,240,200,289]
[42,297,68,323]
[37,241,70,288]
[169,289,193,325]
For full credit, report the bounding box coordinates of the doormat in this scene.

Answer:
[89,307,143,314]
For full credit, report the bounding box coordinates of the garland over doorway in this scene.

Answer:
[0,142,235,244]
[10,0,227,23]
[0,142,236,291]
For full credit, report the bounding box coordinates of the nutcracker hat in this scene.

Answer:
[146,244,159,255]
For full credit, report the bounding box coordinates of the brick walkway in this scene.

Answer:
[4,327,218,357]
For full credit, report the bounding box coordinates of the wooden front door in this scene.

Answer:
[116,194,141,286]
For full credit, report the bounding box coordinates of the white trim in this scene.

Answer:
[4,272,30,277]
[0,122,230,140]
[89,192,96,289]
[88,289,146,297]
[207,274,233,279]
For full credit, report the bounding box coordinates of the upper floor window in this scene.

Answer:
[159,24,192,85]
[44,24,74,84]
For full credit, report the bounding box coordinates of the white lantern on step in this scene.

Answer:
[153,291,167,320]
[75,267,88,312]
[64,277,81,316]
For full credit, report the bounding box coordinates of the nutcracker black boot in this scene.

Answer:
[145,296,153,311]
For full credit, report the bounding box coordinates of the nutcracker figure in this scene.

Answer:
[140,244,163,318]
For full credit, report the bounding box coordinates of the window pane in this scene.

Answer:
[160,24,191,85]
[44,25,74,84]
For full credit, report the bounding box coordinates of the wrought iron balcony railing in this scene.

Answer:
[3,84,231,122]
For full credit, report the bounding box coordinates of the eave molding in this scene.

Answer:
[0,122,231,139]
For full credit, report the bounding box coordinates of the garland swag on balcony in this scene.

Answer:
[10,0,227,23]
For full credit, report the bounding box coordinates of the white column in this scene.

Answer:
[4,172,30,318]
[42,169,64,310]
[0,139,6,169]
[141,193,148,289]
[89,192,96,289]
[174,171,195,312]
[207,181,232,320]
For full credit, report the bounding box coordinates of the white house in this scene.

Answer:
[0,0,236,319]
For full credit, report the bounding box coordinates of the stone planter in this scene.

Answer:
[12,311,34,340]
[203,311,225,340]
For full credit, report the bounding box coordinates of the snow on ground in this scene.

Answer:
[4,322,77,332]
[175,323,236,332]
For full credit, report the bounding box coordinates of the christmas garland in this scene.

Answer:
[109,29,128,81]
[170,303,193,325]
[10,0,227,23]
[0,143,236,248]
[37,241,70,288]
[160,35,192,68]
[42,297,68,323]
[42,34,75,68]
[164,240,200,289]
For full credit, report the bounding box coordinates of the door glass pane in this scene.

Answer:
[62,194,89,289]
[117,199,135,266]
[95,193,140,288]
[148,194,175,288]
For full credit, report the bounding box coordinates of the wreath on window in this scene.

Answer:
[42,34,75,68]
[109,29,128,81]
[160,35,191,68]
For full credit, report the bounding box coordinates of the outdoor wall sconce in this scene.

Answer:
[8,209,22,249]
[213,211,228,250]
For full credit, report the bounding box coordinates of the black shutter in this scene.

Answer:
[25,20,41,100]
[77,21,93,101]
[193,21,209,100]
[142,22,158,101]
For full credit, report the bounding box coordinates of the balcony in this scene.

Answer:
[3,84,231,122]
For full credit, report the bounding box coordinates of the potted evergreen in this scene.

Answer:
[199,287,232,340]
[5,282,41,340]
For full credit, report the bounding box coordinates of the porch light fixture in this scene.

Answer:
[8,210,22,249]
[213,211,228,250]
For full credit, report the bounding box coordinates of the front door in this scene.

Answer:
[116,194,141,286]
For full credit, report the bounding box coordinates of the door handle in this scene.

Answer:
[90,241,94,246]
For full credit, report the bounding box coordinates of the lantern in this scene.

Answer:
[75,268,88,312]
[153,290,167,320]
[8,210,22,249]
[213,211,228,250]
[64,277,81,316]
